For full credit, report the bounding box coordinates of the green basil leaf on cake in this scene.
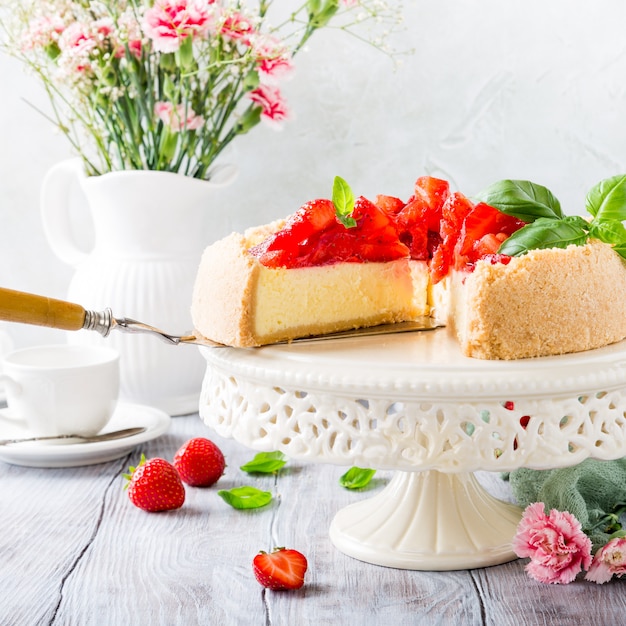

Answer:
[339,467,376,490]
[217,486,273,510]
[240,451,287,474]
[585,174,626,222]
[474,179,563,222]
[497,216,589,257]
[332,175,357,228]
[588,218,626,245]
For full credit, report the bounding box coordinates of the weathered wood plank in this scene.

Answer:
[0,414,624,626]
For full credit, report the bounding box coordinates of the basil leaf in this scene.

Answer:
[217,486,272,510]
[474,180,563,222]
[339,467,376,490]
[589,218,626,245]
[332,175,357,228]
[612,243,626,259]
[586,174,626,222]
[498,216,589,257]
[240,451,287,474]
[589,218,626,259]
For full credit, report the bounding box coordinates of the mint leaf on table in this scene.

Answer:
[339,467,376,490]
[498,216,589,257]
[217,486,272,510]
[474,179,563,222]
[332,175,357,228]
[240,451,287,474]
[585,174,626,222]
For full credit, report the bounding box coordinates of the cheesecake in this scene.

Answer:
[191,175,626,359]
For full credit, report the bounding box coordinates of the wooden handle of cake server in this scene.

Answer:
[0,287,86,331]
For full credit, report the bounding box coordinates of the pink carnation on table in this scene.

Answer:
[142,0,215,53]
[512,502,592,584]
[585,537,626,584]
[247,85,289,127]
[154,101,205,131]
[220,12,255,44]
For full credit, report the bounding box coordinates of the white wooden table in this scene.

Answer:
[1,412,624,625]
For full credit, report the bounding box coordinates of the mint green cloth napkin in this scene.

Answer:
[506,458,626,549]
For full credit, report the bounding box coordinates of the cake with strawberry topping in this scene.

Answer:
[191,174,626,359]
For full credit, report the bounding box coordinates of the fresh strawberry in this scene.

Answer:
[173,437,226,487]
[124,455,185,512]
[252,548,308,590]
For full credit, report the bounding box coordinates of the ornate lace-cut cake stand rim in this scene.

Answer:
[198,330,626,571]
[200,329,626,400]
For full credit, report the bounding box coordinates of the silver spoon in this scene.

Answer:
[0,426,147,446]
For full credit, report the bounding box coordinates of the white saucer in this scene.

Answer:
[0,403,171,468]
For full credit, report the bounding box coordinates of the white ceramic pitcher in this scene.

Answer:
[40,159,237,415]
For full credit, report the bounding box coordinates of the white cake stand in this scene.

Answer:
[198,330,626,571]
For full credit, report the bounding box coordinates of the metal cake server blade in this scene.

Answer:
[0,287,442,348]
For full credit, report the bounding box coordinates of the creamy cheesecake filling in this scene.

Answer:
[252,259,429,342]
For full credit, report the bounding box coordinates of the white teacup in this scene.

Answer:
[0,344,120,437]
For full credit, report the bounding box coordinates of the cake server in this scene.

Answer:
[0,287,441,348]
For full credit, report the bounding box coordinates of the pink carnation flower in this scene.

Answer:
[154,101,204,131]
[247,85,289,128]
[58,22,98,55]
[220,12,255,44]
[585,537,626,584]
[512,502,592,584]
[57,22,99,75]
[142,0,215,53]
[253,37,293,82]
[21,15,65,51]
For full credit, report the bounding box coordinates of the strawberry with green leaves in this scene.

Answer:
[252,548,308,590]
[124,455,185,512]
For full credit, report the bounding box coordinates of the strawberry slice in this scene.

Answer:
[253,548,308,590]
[414,176,450,231]
[393,197,429,259]
[457,202,525,258]
[374,194,405,216]
[430,191,474,282]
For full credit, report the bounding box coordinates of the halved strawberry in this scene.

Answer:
[252,548,308,590]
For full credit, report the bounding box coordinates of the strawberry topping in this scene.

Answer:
[248,175,527,277]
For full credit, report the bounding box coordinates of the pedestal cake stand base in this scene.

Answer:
[199,331,626,571]
[329,470,521,570]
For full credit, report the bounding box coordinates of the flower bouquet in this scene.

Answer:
[1,0,402,179]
